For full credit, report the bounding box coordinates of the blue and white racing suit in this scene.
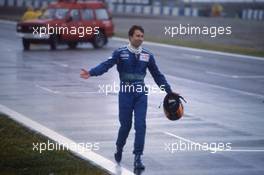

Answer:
[89,46,172,155]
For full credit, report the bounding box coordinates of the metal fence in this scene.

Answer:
[0,0,263,21]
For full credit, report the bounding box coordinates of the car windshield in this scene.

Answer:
[40,8,69,19]
[95,9,109,20]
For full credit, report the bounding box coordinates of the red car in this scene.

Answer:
[16,0,114,50]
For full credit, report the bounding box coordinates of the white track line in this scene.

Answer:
[35,83,60,94]
[63,91,100,94]
[163,131,264,153]
[182,53,202,60]
[52,61,69,68]
[206,71,264,79]
[0,19,17,25]
[166,74,264,99]
[223,149,264,152]
[113,37,264,61]
[0,104,134,175]
[36,74,264,99]
[163,131,221,153]
[35,83,99,95]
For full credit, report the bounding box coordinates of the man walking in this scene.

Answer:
[80,25,173,170]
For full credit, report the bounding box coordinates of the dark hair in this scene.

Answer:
[128,25,144,37]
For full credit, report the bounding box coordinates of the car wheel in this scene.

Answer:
[92,31,107,49]
[50,35,58,50]
[67,42,78,49]
[22,38,30,51]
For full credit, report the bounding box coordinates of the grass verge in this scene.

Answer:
[115,33,264,58]
[0,113,109,175]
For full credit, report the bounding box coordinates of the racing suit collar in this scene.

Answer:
[127,43,142,55]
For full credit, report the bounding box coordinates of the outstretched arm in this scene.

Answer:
[80,50,119,79]
[89,55,118,76]
[148,56,172,94]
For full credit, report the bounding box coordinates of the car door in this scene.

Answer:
[63,9,82,41]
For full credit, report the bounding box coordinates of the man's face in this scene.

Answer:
[129,29,144,48]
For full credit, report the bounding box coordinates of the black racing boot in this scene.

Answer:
[114,150,122,164]
[134,154,145,170]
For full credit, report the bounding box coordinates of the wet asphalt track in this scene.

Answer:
[0,21,264,175]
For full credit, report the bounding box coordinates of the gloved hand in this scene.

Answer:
[168,92,187,103]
